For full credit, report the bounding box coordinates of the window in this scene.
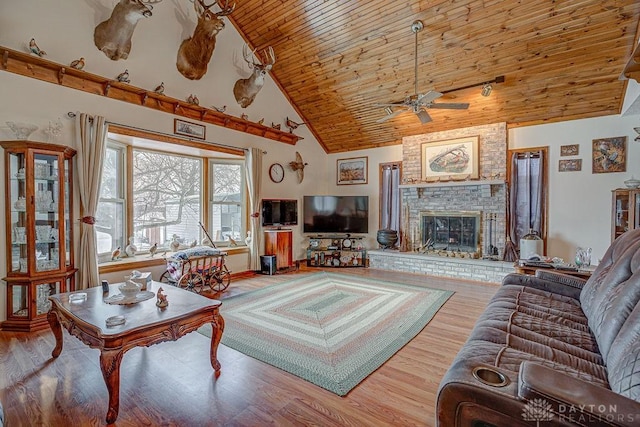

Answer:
[96,144,125,255]
[96,133,246,262]
[132,150,202,251]
[210,160,245,243]
[507,147,548,253]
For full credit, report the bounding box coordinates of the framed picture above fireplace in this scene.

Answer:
[421,136,479,181]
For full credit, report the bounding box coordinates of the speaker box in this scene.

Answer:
[260,255,277,275]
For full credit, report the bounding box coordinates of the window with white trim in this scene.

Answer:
[209,159,245,244]
[96,144,126,256]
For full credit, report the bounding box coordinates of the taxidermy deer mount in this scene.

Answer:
[94,0,163,61]
[176,0,235,80]
[233,44,276,108]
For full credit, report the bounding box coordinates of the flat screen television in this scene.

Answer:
[261,199,298,227]
[303,195,369,234]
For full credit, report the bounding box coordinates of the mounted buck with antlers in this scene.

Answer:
[94,0,163,61]
[233,44,276,108]
[176,0,235,80]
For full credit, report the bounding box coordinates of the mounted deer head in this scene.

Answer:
[176,0,235,80]
[233,44,276,108]
[94,0,163,61]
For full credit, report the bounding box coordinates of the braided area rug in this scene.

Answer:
[201,271,453,395]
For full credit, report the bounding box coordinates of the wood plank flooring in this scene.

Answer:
[0,267,498,426]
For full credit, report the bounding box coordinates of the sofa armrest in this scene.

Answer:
[519,362,640,426]
[502,272,585,299]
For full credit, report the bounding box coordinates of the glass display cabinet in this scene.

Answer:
[612,189,640,242]
[2,141,77,331]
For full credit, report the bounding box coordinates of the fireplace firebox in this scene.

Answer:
[420,210,481,255]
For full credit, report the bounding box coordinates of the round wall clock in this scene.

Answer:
[269,163,285,183]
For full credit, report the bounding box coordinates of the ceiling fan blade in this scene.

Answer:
[416,109,432,124]
[417,90,443,105]
[428,102,470,110]
[376,109,407,123]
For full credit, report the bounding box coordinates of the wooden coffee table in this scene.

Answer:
[47,281,224,424]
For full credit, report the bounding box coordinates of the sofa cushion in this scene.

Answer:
[606,292,640,401]
[580,231,640,360]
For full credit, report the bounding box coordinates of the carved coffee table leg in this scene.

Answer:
[47,309,63,358]
[100,349,124,424]
[210,311,225,372]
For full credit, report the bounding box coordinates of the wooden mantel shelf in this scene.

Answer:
[0,46,301,146]
[399,179,505,189]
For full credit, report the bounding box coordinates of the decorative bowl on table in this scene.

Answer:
[118,280,141,299]
[6,121,38,140]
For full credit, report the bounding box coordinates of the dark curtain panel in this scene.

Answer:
[509,150,544,248]
[380,164,401,241]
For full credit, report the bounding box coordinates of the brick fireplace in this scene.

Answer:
[401,122,507,258]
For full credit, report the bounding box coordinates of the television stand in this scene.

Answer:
[307,235,367,268]
[264,229,293,271]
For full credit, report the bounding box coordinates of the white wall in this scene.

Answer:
[509,115,640,263]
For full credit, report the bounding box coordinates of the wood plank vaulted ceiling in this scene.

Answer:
[228,0,640,154]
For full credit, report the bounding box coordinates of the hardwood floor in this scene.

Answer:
[0,267,498,426]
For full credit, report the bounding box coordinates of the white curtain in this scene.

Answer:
[75,114,108,289]
[245,148,263,270]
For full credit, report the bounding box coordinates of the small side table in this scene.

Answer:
[514,264,594,279]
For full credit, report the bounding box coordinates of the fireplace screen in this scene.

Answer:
[420,211,480,254]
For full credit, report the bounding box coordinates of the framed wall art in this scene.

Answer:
[337,156,368,185]
[421,136,479,181]
[592,136,626,173]
[174,118,206,140]
[560,144,579,156]
[559,159,582,172]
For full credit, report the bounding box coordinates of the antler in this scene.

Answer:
[261,46,276,66]
[215,0,235,16]
[242,43,258,69]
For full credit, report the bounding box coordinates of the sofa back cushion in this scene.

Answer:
[606,293,640,401]
[580,229,640,360]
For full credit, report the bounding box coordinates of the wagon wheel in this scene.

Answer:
[177,272,205,293]
[159,270,175,286]
[210,265,231,292]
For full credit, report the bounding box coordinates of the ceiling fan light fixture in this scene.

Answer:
[481,83,492,97]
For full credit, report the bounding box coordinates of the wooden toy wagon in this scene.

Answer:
[159,246,231,293]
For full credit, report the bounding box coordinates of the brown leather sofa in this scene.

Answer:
[437,228,640,426]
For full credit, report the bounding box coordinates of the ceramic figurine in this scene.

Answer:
[212,105,226,113]
[153,82,164,95]
[241,113,248,120]
[244,230,252,246]
[28,38,46,57]
[116,69,130,83]
[257,118,264,125]
[148,242,158,257]
[125,236,137,257]
[69,57,85,70]
[170,234,180,252]
[286,117,305,133]
[111,246,121,261]
[271,122,281,130]
[187,94,199,105]
[156,287,168,308]
[190,239,197,248]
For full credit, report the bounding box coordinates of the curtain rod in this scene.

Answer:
[66,112,265,154]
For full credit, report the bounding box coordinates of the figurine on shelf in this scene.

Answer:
[124,236,137,257]
[257,118,264,125]
[241,113,248,121]
[190,239,197,248]
[28,38,46,57]
[156,287,168,308]
[148,242,158,257]
[271,122,281,130]
[285,117,306,134]
[116,69,130,83]
[212,105,226,113]
[153,82,165,95]
[244,230,252,247]
[186,94,199,105]
[111,246,122,261]
[69,57,85,70]
[170,234,180,252]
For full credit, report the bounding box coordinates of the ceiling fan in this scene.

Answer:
[376,20,469,124]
